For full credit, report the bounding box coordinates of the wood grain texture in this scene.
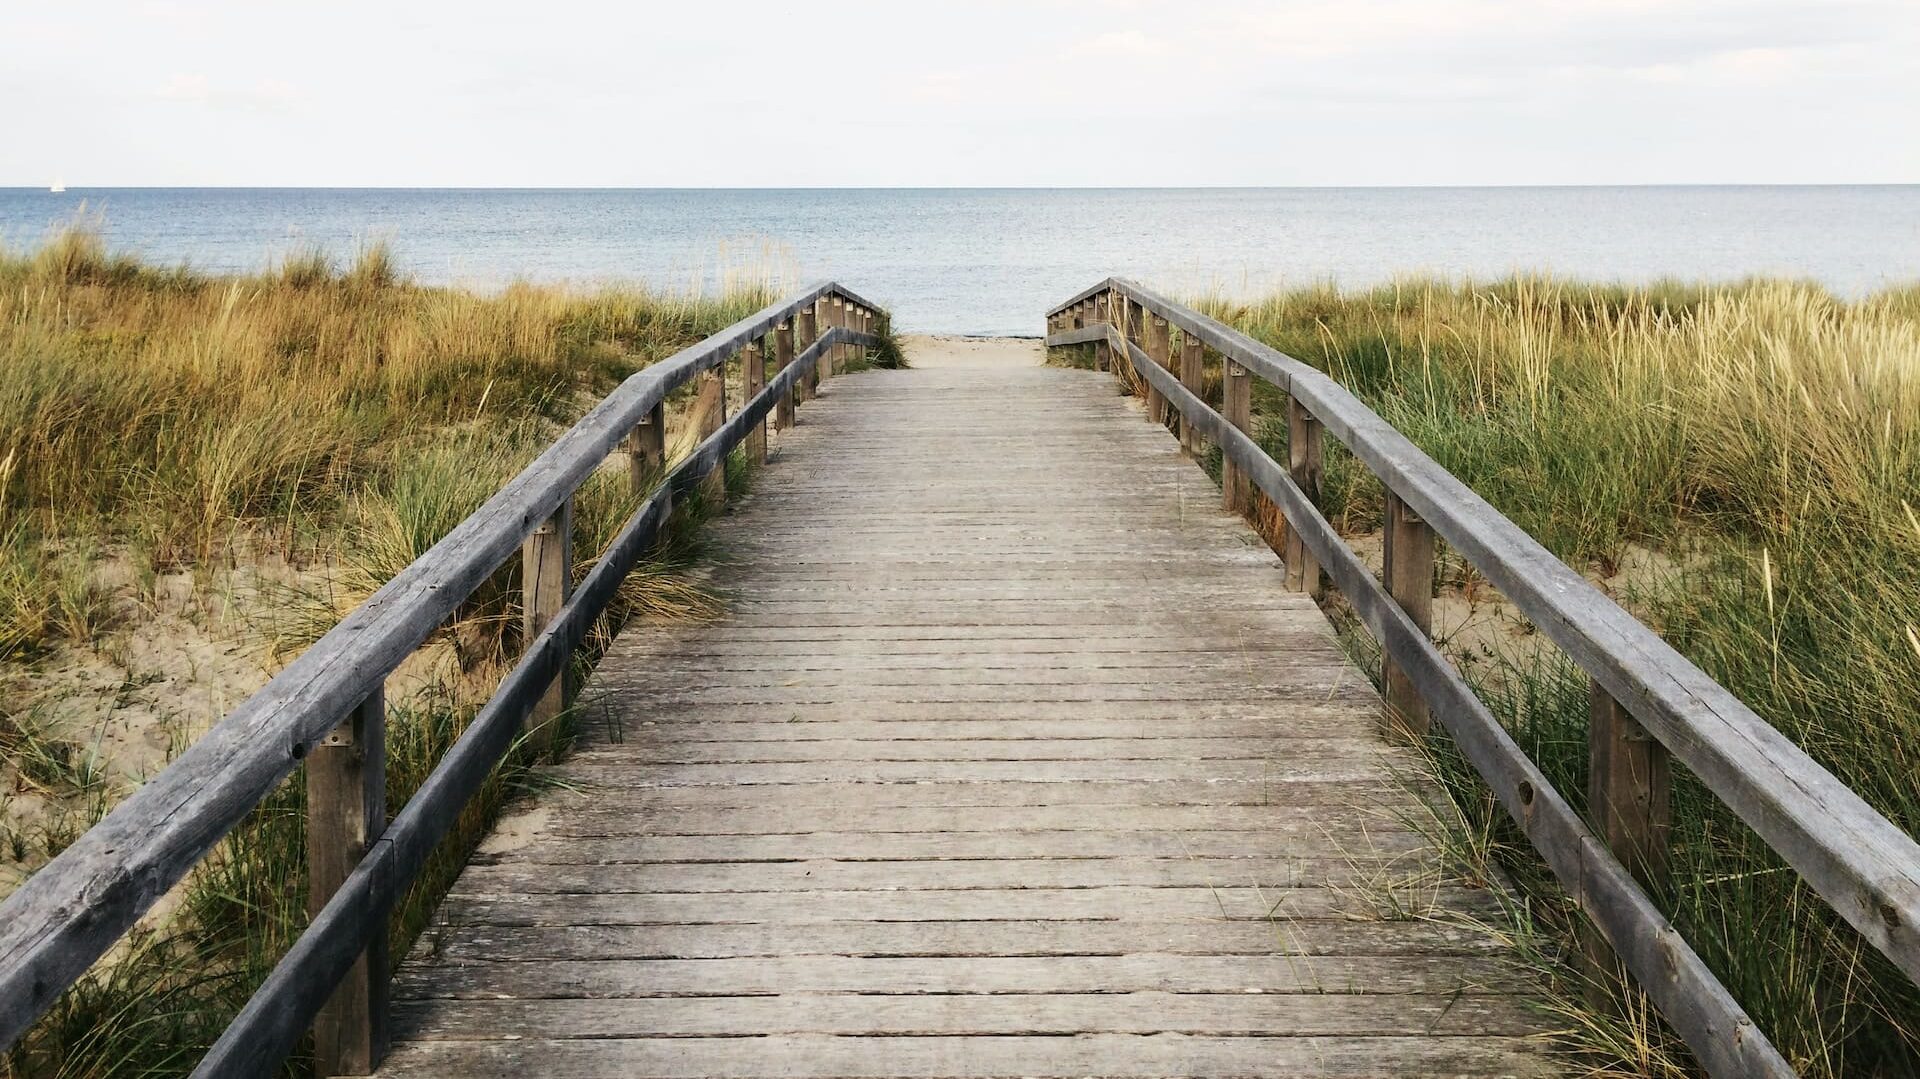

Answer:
[307,690,388,1076]
[377,350,1560,1078]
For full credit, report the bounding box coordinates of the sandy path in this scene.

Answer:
[899,334,1042,369]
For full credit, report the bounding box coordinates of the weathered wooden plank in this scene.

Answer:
[429,888,1505,929]
[521,499,572,755]
[306,690,389,1077]
[405,920,1507,970]
[545,803,1410,837]
[407,920,1508,963]
[390,953,1526,998]
[1179,328,1206,454]
[372,1033,1559,1079]
[1382,489,1434,738]
[528,774,1404,807]
[390,991,1545,1039]
[624,401,664,495]
[532,758,1404,790]
[447,855,1453,894]
[545,735,1377,764]
[744,338,767,464]
[480,828,1438,864]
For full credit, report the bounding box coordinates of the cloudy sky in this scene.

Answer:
[3,0,1917,187]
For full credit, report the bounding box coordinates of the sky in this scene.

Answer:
[3,0,1917,187]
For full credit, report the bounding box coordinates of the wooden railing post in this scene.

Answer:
[1144,316,1171,426]
[745,338,767,465]
[1284,396,1324,597]
[1091,294,1111,373]
[828,296,846,379]
[522,498,572,753]
[624,402,665,497]
[1381,490,1435,738]
[1585,682,1673,985]
[774,321,795,432]
[1222,360,1252,513]
[307,689,387,1077]
[696,367,726,505]
[1178,331,1204,455]
[799,302,821,402]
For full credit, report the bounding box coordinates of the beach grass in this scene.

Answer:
[0,228,884,1076]
[1057,276,1920,1075]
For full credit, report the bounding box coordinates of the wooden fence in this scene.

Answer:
[0,285,886,1076]
[1045,279,1920,1079]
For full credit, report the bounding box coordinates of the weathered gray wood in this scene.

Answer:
[371,1033,1558,1079]
[1585,679,1674,995]
[1047,325,1104,348]
[0,284,879,1052]
[1590,680,1672,887]
[521,500,572,754]
[1091,291,1112,371]
[799,302,820,402]
[1058,280,1920,998]
[307,690,388,1077]
[390,992,1544,1039]
[1286,394,1324,596]
[744,339,767,464]
[829,296,846,377]
[455,854,1428,892]
[1144,314,1171,425]
[693,369,724,506]
[404,919,1505,964]
[774,321,795,432]
[1179,329,1205,455]
[391,952,1523,997]
[1222,358,1252,513]
[185,330,855,1077]
[623,401,664,496]
[1108,324,1792,1076]
[373,350,1557,1079]
[1382,489,1434,738]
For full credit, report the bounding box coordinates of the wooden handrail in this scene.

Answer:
[0,283,885,1067]
[1045,283,1920,1078]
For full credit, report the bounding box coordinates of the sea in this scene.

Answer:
[1,186,1916,336]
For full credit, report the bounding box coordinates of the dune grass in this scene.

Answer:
[0,228,850,1076]
[1056,276,1920,1075]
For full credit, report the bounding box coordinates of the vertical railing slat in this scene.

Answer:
[522,499,573,754]
[306,690,388,1077]
[1382,490,1435,738]
[1221,360,1252,513]
[1284,397,1324,597]
[774,321,796,432]
[1178,330,1205,456]
[745,338,768,465]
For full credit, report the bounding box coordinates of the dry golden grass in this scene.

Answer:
[1197,276,1920,1075]
[0,230,790,1077]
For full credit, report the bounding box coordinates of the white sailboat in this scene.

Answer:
[49,179,65,193]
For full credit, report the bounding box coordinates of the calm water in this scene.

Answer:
[2,187,1917,335]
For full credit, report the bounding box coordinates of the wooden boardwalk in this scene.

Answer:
[378,340,1559,1077]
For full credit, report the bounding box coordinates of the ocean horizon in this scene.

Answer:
[4,185,1916,335]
